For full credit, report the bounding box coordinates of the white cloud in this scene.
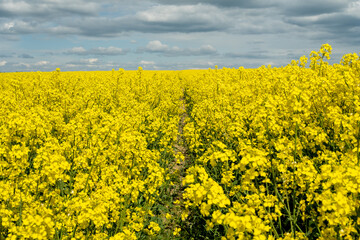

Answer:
[0,60,7,66]
[199,45,217,54]
[94,47,125,55]
[65,63,77,68]
[136,4,227,24]
[139,60,155,65]
[35,61,49,66]
[0,0,98,17]
[3,22,15,31]
[0,22,15,33]
[14,62,30,68]
[146,40,169,51]
[138,40,217,56]
[66,46,126,56]
[154,0,278,8]
[69,46,86,53]
[0,1,33,15]
[87,58,98,64]
[0,20,41,35]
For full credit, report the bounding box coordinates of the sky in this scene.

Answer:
[0,0,359,71]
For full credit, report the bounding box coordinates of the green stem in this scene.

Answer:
[84,148,101,194]
[357,121,360,165]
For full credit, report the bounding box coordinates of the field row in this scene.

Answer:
[0,69,185,239]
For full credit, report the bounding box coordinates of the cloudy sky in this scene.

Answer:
[0,0,359,71]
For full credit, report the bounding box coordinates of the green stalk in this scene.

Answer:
[84,148,101,194]
[357,121,360,165]
[292,123,298,238]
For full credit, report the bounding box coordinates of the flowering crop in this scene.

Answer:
[1,44,360,239]
[181,45,360,239]
[0,68,184,239]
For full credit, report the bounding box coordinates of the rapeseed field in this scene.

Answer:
[1,44,360,239]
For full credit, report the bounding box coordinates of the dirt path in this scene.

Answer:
[172,92,188,186]
[161,88,191,238]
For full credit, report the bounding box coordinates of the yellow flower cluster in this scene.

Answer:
[0,69,183,239]
[181,44,360,239]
